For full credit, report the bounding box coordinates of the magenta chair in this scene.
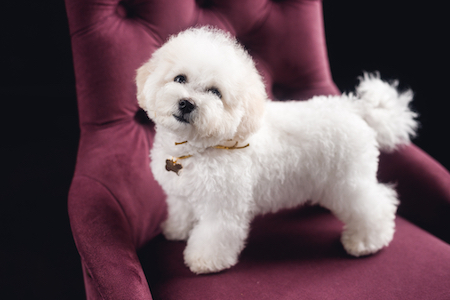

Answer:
[65,0,450,299]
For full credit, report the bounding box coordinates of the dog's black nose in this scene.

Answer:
[179,99,195,114]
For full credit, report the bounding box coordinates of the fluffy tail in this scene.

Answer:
[353,73,418,152]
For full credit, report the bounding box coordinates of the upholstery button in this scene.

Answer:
[196,0,214,9]
[134,109,151,125]
[116,1,134,18]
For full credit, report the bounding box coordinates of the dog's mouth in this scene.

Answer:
[173,114,191,124]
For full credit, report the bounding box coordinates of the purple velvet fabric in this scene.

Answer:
[144,207,450,299]
[65,0,450,299]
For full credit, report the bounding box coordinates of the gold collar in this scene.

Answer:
[165,141,250,175]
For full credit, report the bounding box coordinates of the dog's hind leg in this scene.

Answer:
[321,182,399,257]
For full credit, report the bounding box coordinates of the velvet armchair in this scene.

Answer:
[65,0,450,299]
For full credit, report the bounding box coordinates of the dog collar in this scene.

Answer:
[165,140,249,175]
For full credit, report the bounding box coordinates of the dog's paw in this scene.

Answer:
[183,244,238,274]
[341,226,394,257]
[341,233,380,257]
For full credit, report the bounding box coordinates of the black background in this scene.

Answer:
[1,1,448,299]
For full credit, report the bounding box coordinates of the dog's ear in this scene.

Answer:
[234,78,267,141]
[135,58,155,111]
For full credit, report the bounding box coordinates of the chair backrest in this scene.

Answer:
[65,0,339,128]
[65,0,341,248]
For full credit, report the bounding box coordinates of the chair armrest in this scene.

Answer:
[378,144,450,243]
[69,176,154,299]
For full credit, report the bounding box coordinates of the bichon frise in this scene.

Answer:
[136,27,418,274]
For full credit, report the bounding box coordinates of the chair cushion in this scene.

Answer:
[142,207,450,299]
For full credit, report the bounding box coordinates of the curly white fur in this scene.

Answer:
[136,27,418,274]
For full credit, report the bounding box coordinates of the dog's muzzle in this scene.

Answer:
[173,99,195,124]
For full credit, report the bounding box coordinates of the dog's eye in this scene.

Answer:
[207,87,222,99]
[174,75,187,84]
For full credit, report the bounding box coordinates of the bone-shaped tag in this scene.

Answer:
[165,158,183,175]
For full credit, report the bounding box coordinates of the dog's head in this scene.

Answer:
[136,27,267,147]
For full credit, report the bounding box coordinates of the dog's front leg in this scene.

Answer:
[183,207,251,274]
[161,195,195,241]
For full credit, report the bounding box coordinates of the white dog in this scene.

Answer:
[136,27,417,274]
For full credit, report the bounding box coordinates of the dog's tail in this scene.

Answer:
[353,72,418,152]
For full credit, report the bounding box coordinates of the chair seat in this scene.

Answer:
[141,206,450,299]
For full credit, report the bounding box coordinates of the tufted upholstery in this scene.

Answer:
[65,0,450,299]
